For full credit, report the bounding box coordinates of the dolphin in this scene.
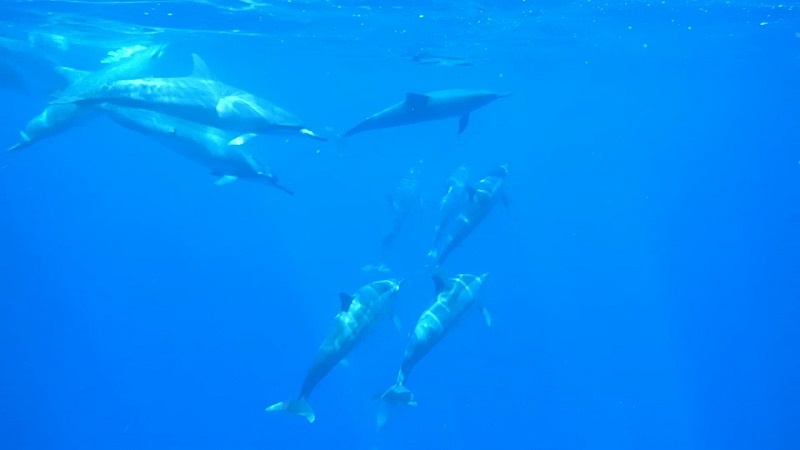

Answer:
[381,165,423,253]
[7,44,169,152]
[343,89,510,137]
[266,278,405,423]
[377,273,491,406]
[434,165,470,245]
[0,36,69,96]
[428,165,509,266]
[98,103,293,194]
[52,54,328,142]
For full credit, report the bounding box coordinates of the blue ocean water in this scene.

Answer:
[1,1,798,449]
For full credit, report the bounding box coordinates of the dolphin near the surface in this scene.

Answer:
[53,54,328,143]
[7,44,169,152]
[376,273,491,406]
[98,103,294,194]
[266,278,405,423]
[428,165,509,266]
[343,89,510,138]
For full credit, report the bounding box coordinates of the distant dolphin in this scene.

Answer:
[428,165,509,266]
[344,89,510,137]
[381,165,422,253]
[53,54,328,143]
[7,44,169,152]
[98,103,293,194]
[377,273,491,406]
[434,165,470,245]
[266,278,405,423]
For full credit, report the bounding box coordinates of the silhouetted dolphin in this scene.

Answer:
[428,165,509,266]
[344,89,510,137]
[381,165,422,253]
[7,44,169,152]
[377,273,491,406]
[266,279,405,423]
[54,54,327,142]
[98,103,293,194]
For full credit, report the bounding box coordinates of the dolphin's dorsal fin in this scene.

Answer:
[190,53,215,79]
[432,275,447,294]
[405,92,430,108]
[54,66,90,84]
[457,113,470,134]
[339,293,355,311]
[466,186,478,202]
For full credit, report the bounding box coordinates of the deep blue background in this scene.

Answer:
[1,1,799,449]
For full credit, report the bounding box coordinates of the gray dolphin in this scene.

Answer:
[98,103,293,194]
[428,165,509,266]
[434,165,470,245]
[344,89,510,137]
[266,278,405,423]
[377,273,491,406]
[381,165,423,253]
[53,54,327,142]
[7,44,169,152]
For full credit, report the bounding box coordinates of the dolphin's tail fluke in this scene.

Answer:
[7,132,31,152]
[376,383,417,406]
[265,398,315,423]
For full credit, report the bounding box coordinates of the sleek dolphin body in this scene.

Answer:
[266,278,405,423]
[381,166,422,252]
[98,103,293,194]
[0,36,68,95]
[434,165,470,245]
[428,165,509,266]
[7,44,169,152]
[344,89,510,137]
[53,54,328,142]
[377,273,491,406]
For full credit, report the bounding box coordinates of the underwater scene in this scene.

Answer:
[1,0,798,449]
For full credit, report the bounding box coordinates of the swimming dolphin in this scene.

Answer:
[376,273,491,406]
[7,44,169,152]
[98,103,293,194]
[0,36,68,96]
[381,165,423,252]
[434,165,470,245]
[53,54,328,142]
[343,89,510,137]
[266,278,405,423]
[428,165,509,266]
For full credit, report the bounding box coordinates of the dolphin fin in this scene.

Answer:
[392,314,403,332]
[227,133,258,146]
[376,384,417,406]
[265,398,316,423]
[481,306,492,327]
[339,293,355,311]
[214,175,238,185]
[54,66,90,85]
[457,113,470,134]
[190,53,215,79]
[466,186,478,202]
[300,128,328,142]
[404,92,430,109]
[432,274,447,294]
[501,191,510,210]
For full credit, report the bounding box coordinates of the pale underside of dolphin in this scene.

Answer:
[344,89,511,138]
[52,54,328,143]
[97,103,293,195]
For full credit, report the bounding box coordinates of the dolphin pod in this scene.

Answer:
[377,273,491,406]
[266,278,405,423]
[3,39,514,424]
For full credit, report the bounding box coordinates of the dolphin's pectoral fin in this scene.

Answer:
[392,314,403,332]
[481,306,492,327]
[501,191,511,210]
[404,92,430,109]
[339,293,355,311]
[457,113,470,134]
[227,133,258,146]
[432,274,447,294]
[190,53,215,79]
[214,175,238,185]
